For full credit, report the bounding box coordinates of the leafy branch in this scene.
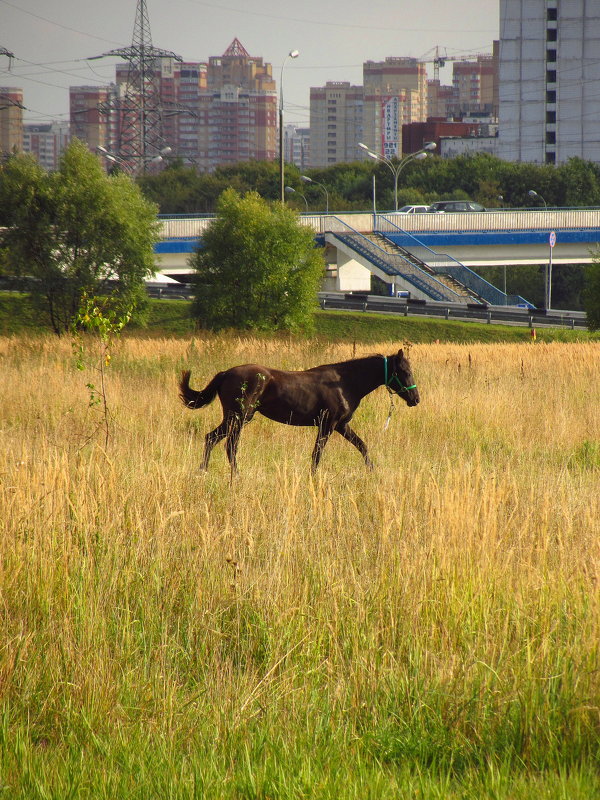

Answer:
[71,293,132,448]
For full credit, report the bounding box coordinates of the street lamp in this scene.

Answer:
[96,144,172,173]
[279,49,299,203]
[301,175,329,214]
[528,189,548,209]
[285,186,308,212]
[96,146,128,171]
[358,141,436,211]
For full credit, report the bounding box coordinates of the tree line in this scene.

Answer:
[2,142,600,331]
[137,153,600,215]
[137,152,600,316]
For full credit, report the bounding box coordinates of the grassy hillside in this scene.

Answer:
[1,293,597,344]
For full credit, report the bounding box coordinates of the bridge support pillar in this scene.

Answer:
[336,251,371,292]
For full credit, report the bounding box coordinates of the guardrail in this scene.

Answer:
[145,282,194,300]
[318,293,587,330]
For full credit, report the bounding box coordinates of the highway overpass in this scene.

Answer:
[155,208,600,303]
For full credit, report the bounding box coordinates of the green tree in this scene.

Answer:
[190,189,324,333]
[0,139,159,334]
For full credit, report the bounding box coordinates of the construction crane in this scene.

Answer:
[420,46,493,82]
[0,47,14,68]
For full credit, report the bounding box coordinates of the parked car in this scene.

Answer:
[394,204,430,214]
[428,200,486,213]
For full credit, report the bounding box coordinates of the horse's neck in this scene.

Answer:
[347,356,385,397]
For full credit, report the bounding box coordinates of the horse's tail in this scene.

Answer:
[179,370,223,409]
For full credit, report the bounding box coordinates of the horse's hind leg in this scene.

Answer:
[225,414,244,476]
[336,422,373,469]
[202,421,228,471]
[311,416,334,472]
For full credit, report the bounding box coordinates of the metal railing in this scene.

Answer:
[158,207,600,239]
[326,217,465,302]
[376,217,532,307]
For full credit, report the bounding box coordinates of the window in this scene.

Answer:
[546,110,556,124]
[545,151,556,164]
[546,131,556,145]
[546,69,557,83]
[547,28,557,42]
[547,8,557,21]
[546,90,556,103]
[547,49,557,63]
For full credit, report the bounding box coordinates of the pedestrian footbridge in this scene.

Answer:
[155,208,600,306]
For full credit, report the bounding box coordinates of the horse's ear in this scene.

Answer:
[397,348,404,358]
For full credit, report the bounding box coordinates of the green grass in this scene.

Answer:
[1,293,598,344]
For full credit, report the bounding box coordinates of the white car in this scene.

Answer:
[393,205,430,214]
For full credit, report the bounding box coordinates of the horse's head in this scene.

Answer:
[387,349,420,407]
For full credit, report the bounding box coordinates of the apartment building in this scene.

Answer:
[0,87,23,155]
[498,0,600,164]
[23,122,69,170]
[69,85,113,154]
[427,80,459,119]
[453,47,499,117]
[197,38,277,171]
[309,82,363,167]
[71,39,275,171]
[284,124,310,170]
[362,58,427,158]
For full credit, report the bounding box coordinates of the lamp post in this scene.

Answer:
[96,144,172,173]
[528,189,548,209]
[358,141,436,211]
[284,186,308,212]
[279,49,299,203]
[300,175,329,214]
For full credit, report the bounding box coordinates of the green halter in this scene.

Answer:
[383,356,416,393]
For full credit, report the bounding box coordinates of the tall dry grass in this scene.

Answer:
[0,333,599,799]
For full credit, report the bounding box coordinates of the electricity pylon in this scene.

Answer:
[89,0,182,173]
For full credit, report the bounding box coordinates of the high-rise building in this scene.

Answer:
[73,40,275,171]
[173,61,207,166]
[197,38,277,171]
[309,82,363,167]
[498,0,600,164]
[362,58,427,159]
[0,87,23,155]
[23,122,69,170]
[427,80,459,119]
[453,45,499,117]
[284,124,310,171]
[115,58,207,167]
[69,85,113,154]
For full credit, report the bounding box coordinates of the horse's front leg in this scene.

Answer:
[336,422,373,470]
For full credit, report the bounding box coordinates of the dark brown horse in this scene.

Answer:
[179,348,419,473]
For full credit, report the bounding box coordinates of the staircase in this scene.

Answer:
[374,217,533,307]
[366,233,485,303]
[324,219,470,303]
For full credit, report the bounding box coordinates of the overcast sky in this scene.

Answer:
[1,0,499,126]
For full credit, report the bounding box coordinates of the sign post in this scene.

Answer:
[548,230,556,310]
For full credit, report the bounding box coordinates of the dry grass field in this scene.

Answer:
[0,333,599,799]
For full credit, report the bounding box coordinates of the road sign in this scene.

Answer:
[549,230,556,248]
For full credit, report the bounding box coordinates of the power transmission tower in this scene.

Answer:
[89,0,182,173]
